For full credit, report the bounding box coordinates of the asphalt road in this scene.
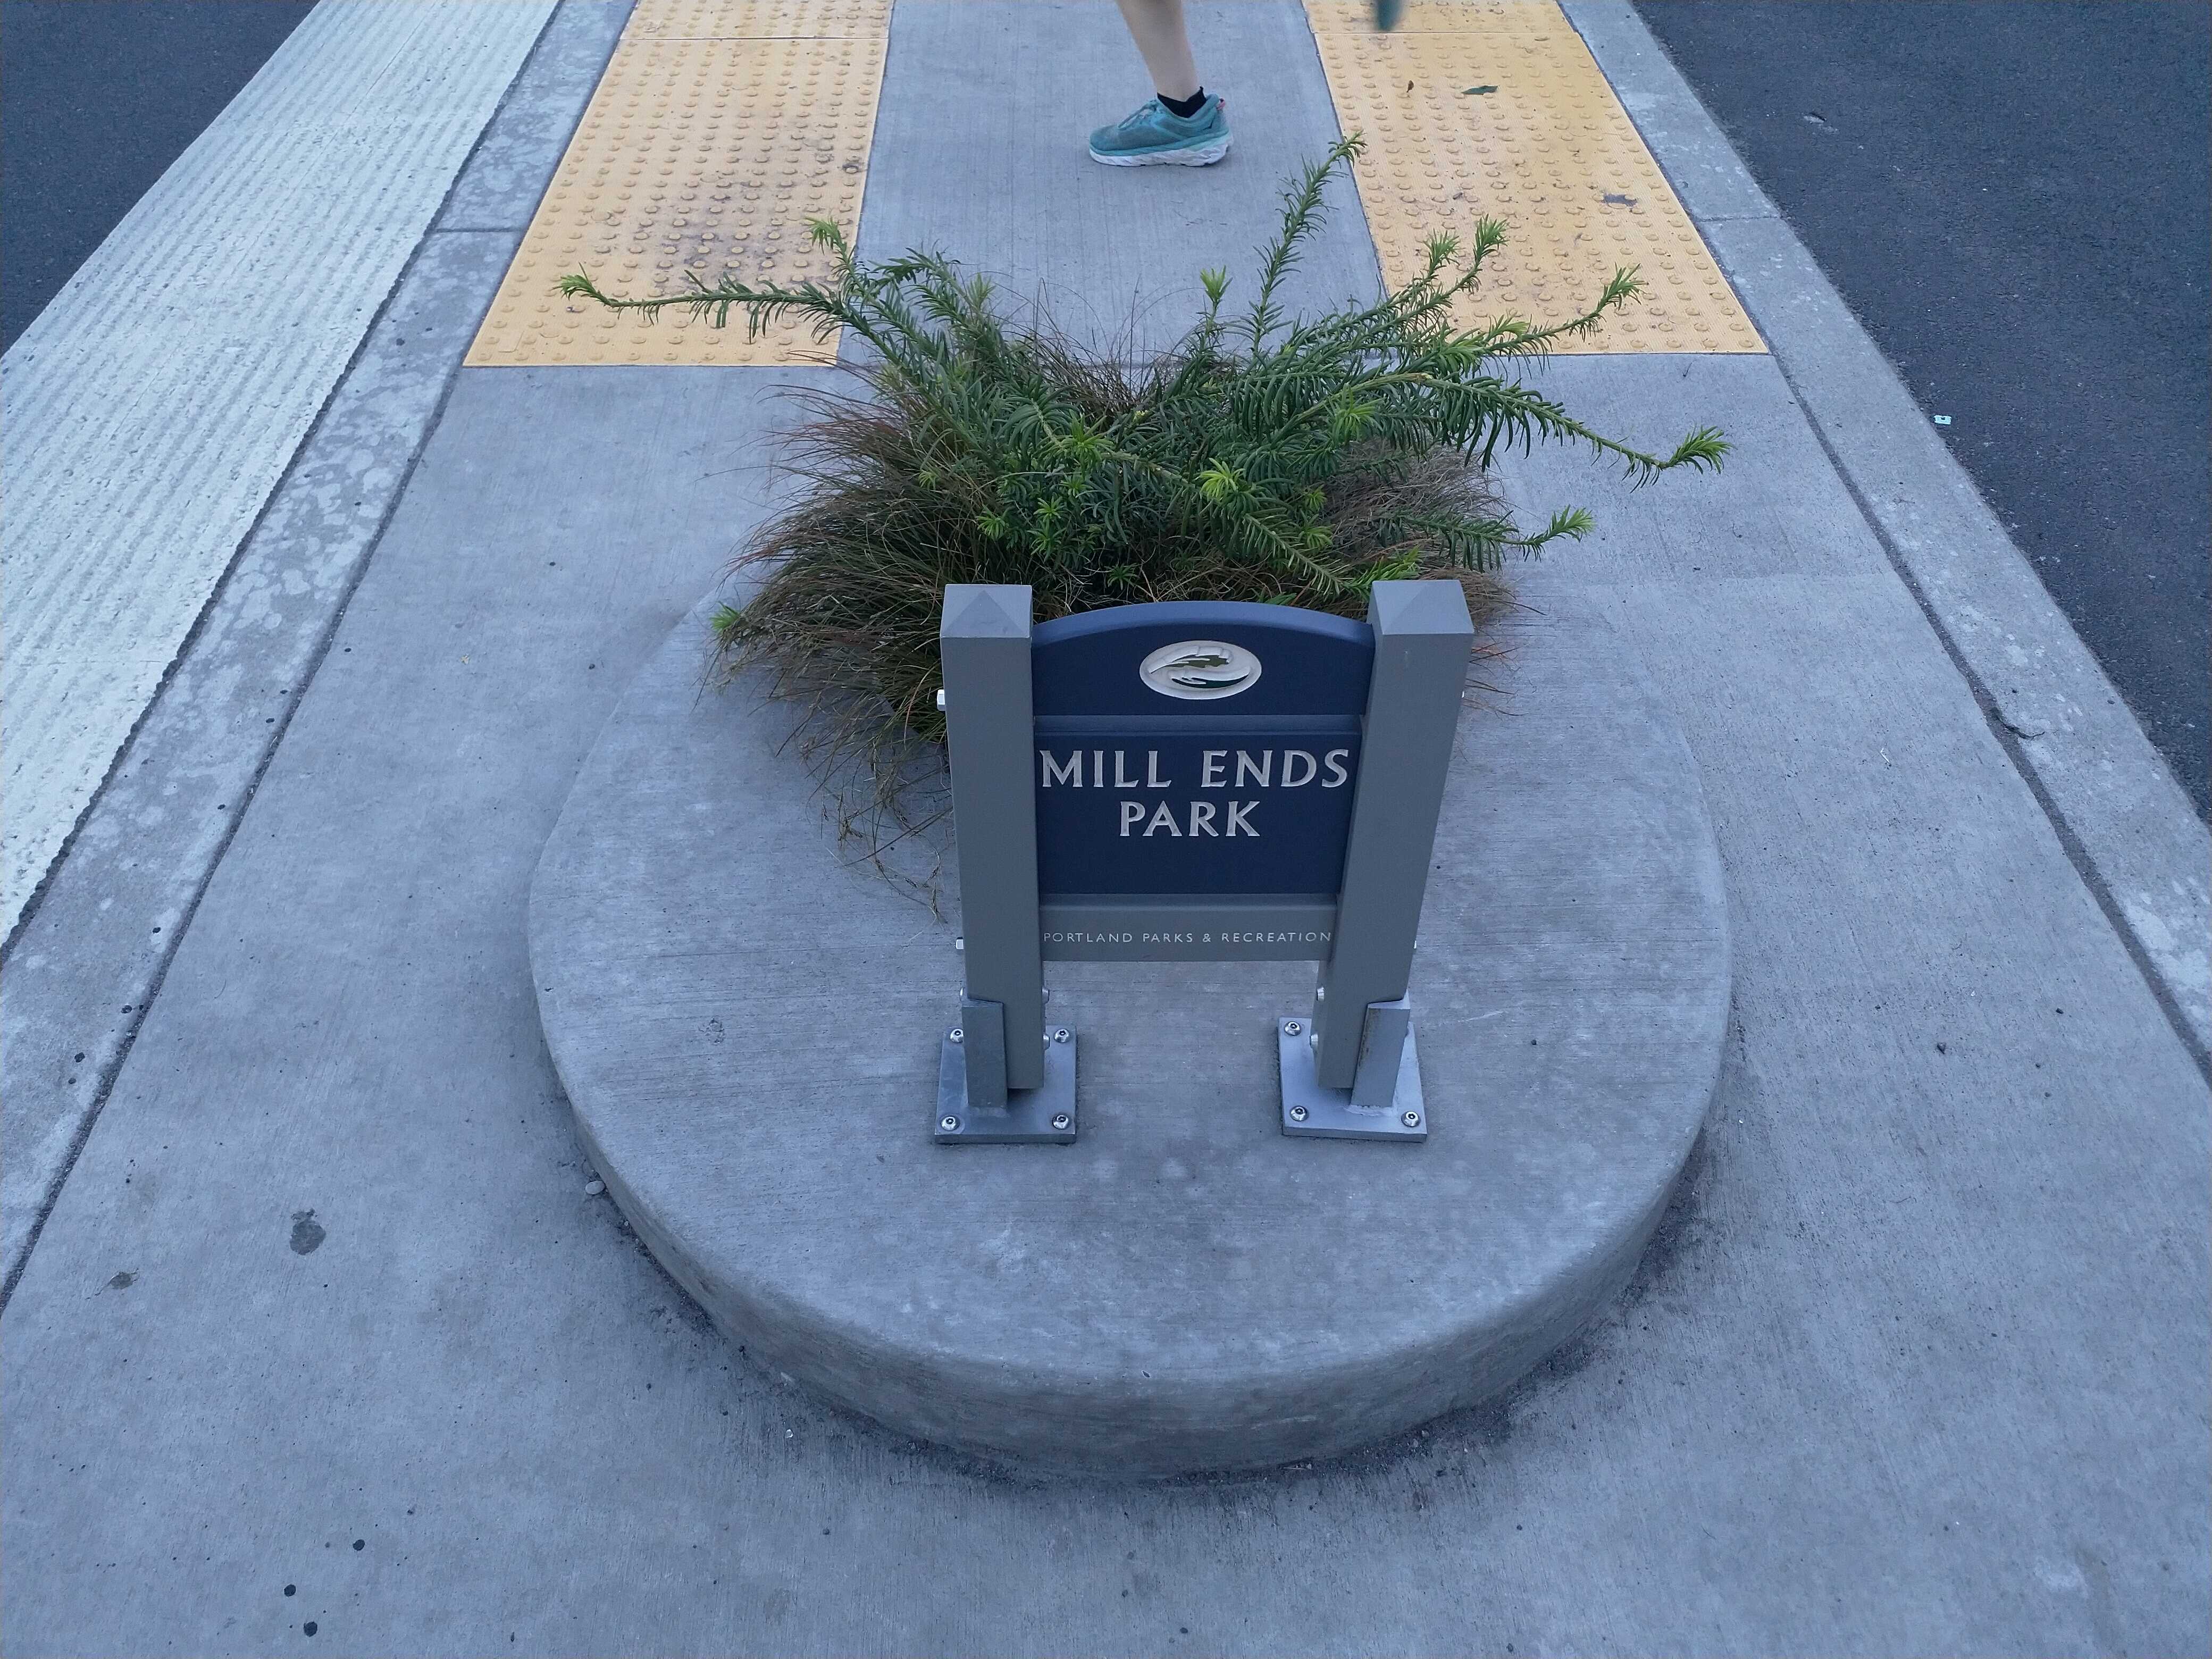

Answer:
[1638,0,2211,815]
[1,0,315,352]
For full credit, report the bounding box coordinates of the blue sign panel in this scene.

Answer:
[1031,602,1373,899]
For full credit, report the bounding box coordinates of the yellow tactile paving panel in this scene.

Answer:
[466,0,890,366]
[1304,0,1764,353]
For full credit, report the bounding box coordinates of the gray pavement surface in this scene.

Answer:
[3,2,2208,1653]
[854,0,1381,350]
[0,0,316,352]
[1637,0,2212,816]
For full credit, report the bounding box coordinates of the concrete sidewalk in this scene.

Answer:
[3,2,2205,1654]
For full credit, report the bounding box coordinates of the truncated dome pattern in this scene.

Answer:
[472,0,1760,365]
[466,0,890,366]
[1303,0,1765,353]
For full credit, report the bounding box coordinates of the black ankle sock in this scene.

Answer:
[1159,88,1208,119]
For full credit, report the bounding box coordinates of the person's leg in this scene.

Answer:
[1089,0,1230,166]
[1113,0,1200,103]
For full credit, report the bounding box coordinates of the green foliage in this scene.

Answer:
[562,135,1723,785]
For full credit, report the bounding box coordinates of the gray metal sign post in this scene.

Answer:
[1299,582,1475,1124]
[935,585,1072,1144]
[935,579,1470,1147]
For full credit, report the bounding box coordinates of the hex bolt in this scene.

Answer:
[939,1115,961,1133]
[1050,1113,1072,1132]
[1052,1027,1070,1043]
[1402,1111,1421,1129]
[949,1027,963,1044]
[1284,1020,1302,1036]
[1289,1104,1309,1122]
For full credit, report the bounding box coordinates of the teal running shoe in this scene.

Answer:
[1375,0,1405,27]
[1087,95,1232,167]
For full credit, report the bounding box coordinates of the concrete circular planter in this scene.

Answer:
[529,586,1730,1475]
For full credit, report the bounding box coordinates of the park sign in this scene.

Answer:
[1034,604,1370,947]
[937,582,1473,1147]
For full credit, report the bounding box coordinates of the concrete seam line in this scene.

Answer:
[0,1,579,1318]
[1565,0,2210,1073]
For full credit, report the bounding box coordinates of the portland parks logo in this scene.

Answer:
[1139,639,1262,700]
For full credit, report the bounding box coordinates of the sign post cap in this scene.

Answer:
[940,584,1033,641]
[1368,579,1474,640]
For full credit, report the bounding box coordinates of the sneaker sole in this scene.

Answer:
[1088,134,1233,167]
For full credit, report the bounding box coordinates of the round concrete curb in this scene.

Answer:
[529,586,1730,1476]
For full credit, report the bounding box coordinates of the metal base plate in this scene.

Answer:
[1278,1017,1428,1141]
[935,1030,1077,1144]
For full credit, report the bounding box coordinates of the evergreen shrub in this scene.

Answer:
[563,138,1724,805]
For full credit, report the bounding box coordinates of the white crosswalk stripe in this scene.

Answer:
[1,0,554,943]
